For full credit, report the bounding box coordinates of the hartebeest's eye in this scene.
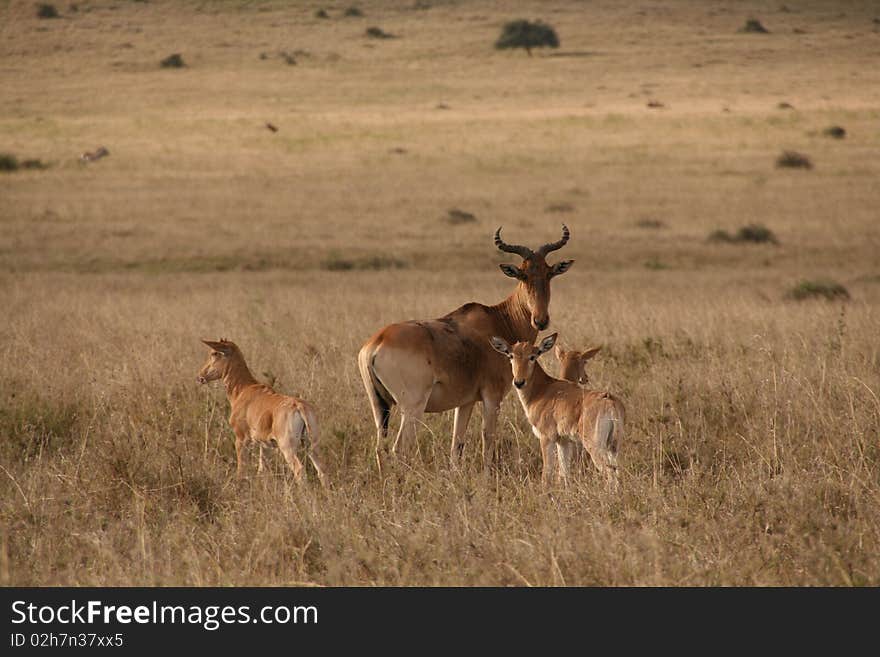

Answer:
[529,355,536,362]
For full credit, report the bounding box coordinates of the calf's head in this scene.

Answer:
[490,333,558,389]
[197,339,240,384]
[555,345,602,385]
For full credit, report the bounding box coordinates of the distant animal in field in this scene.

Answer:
[358,225,573,473]
[197,339,328,487]
[490,333,624,488]
[265,122,279,132]
[79,146,109,162]
[555,344,602,385]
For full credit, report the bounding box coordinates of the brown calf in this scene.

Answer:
[555,344,602,385]
[197,339,327,486]
[490,333,624,488]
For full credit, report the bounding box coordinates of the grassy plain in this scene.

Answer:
[1,0,879,585]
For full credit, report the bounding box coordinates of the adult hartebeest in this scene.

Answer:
[555,344,602,385]
[490,333,624,488]
[358,225,573,470]
[197,339,328,487]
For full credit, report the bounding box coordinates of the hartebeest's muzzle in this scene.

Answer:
[197,376,207,384]
[514,380,525,389]
[534,318,549,331]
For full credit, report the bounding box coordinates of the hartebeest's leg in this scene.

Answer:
[392,391,431,459]
[480,399,501,469]
[556,439,575,486]
[257,444,265,473]
[233,427,248,479]
[276,432,305,484]
[540,435,558,488]
[450,402,475,466]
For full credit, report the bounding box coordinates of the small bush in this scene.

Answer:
[823,125,846,139]
[709,224,778,245]
[545,202,574,213]
[322,255,406,271]
[636,218,666,229]
[21,158,48,170]
[739,18,769,33]
[736,224,778,244]
[366,26,395,39]
[776,150,813,169]
[344,7,363,17]
[315,9,329,19]
[36,3,60,19]
[786,280,850,301]
[160,53,185,68]
[446,208,477,224]
[495,19,559,56]
[644,258,668,270]
[777,101,794,110]
[0,153,20,172]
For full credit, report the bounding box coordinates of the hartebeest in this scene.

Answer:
[197,339,327,487]
[358,225,573,470]
[555,344,602,385]
[490,333,624,487]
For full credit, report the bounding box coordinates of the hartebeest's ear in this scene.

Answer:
[550,260,574,277]
[202,339,231,355]
[499,264,525,280]
[536,332,558,356]
[582,346,602,361]
[489,336,511,356]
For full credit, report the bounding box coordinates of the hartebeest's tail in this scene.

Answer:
[594,395,624,484]
[357,342,393,438]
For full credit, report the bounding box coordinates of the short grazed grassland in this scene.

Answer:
[1,0,878,585]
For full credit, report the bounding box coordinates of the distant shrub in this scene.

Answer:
[36,3,60,19]
[823,125,846,139]
[545,202,574,213]
[777,101,794,110]
[322,255,406,271]
[786,280,850,301]
[21,158,48,170]
[776,150,813,169]
[739,18,769,33]
[0,153,20,172]
[445,208,477,224]
[315,9,329,19]
[495,19,559,56]
[160,53,185,68]
[709,224,778,245]
[344,7,363,17]
[366,26,395,39]
[636,218,666,229]
[736,224,778,244]
[644,258,668,270]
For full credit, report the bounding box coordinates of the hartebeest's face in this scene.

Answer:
[490,333,558,389]
[496,225,573,331]
[555,345,602,385]
[197,339,237,384]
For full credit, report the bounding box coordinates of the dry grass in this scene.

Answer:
[1,0,879,586]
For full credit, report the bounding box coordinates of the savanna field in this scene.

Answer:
[1,0,879,586]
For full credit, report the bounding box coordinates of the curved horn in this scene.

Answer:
[536,224,570,256]
[494,227,533,259]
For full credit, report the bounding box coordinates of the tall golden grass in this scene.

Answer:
[1,0,878,585]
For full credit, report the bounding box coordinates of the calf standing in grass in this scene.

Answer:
[197,339,328,487]
[490,333,624,488]
[555,344,602,385]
